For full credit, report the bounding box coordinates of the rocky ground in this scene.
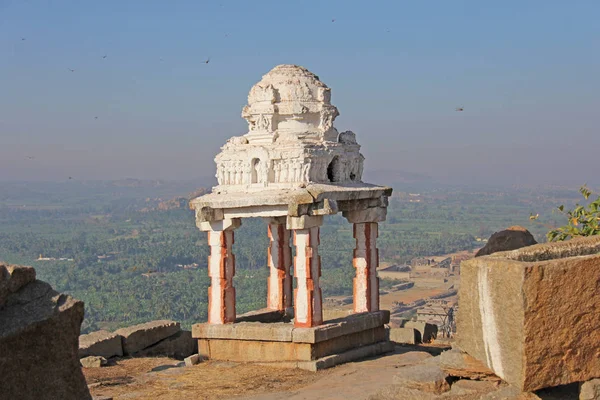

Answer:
[84,343,581,400]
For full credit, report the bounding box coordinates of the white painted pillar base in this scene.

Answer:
[293,226,323,327]
[207,229,236,324]
[267,222,292,311]
[353,222,380,313]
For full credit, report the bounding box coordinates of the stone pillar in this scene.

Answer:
[288,216,323,327]
[352,222,380,313]
[266,218,292,311]
[201,219,241,325]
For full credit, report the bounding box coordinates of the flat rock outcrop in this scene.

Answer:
[0,264,92,400]
[475,226,537,257]
[79,330,123,359]
[136,330,197,360]
[392,364,450,394]
[115,320,180,355]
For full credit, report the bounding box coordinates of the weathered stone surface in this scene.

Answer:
[480,386,541,400]
[392,364,450,394]
[0,263,36,308]
[137,330,197,360]
[450,379,500,396]
[193,322,293,342]
[184,354,200,366]
[79,330,123,358]
[370,385,440,400]
[393,351,433,366]
[439,348,500,381]
[80,355,107,368]
[0,278,92,400]
[292,310,390,343]
[475,226,537,257]
[581,379,600,400]
[458,235,600,392]
[115,320,180,355]
[389,327,419,344]
[404,320,437,343]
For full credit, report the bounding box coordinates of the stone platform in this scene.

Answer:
[192,310,393,371]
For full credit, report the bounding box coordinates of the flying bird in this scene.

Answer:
[455,106,464,112]
[102,55,107,59]
[94,116,98,120]
[21,37,26,41]
[26,156,34,160]
[68,68,75,72]
[331,18,335,23]
[204,58,210,64]
[68,176,73,180]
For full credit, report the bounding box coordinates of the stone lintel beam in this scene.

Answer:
[265,216,287,225]
[287,215,323,230]
[198,218,242,232]
[195,206,224,223]
[343,207,387,224]
[338,196,388,212]
[307,199,338,216]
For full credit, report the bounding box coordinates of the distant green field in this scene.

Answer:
[0,180,575,332]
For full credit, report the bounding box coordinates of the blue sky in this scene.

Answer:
[1,1,599,185]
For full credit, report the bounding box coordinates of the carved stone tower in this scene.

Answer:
[214,64,364,192]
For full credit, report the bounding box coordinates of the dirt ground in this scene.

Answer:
[84,357,333,400]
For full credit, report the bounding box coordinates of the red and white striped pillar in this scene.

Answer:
[293,224,323,327]
[267,221,292,311]
[353,222,380,313]
[205,219,240,324]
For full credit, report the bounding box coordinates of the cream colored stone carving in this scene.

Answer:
[214,64,365,192]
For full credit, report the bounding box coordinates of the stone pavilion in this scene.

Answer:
[190,65,393,370]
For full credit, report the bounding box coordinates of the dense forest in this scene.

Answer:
[0,180,573,332]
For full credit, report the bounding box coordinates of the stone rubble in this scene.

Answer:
[184,354,201,366]
[137,329,197,360]
[580,379,600,400]
[115,320,181,355]
[81,355,107,368]
[79,330,123,359]
[80,322,196,360]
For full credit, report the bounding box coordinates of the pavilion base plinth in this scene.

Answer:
[192,310,392,371]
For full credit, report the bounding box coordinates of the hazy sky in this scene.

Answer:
[1,1,599,185]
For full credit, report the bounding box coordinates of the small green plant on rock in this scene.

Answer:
[531,185,600,241]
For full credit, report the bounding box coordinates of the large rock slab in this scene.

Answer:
[136,330,197,359]
[0,278,92,400]
[115,320,180,355]
[79,330,123,358]
[475,226,537,257]
[458,235,600,392]
[439,348,500,381]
